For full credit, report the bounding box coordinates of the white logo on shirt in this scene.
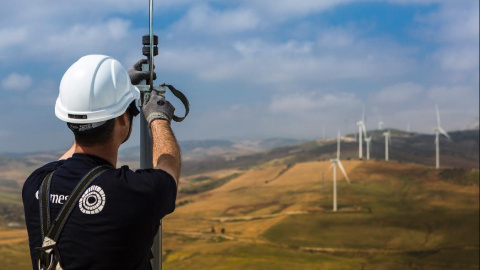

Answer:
[35,191,69,204]
[79,185,106,214]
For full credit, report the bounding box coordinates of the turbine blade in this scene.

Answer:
[436,105,441,127]
[438,127,451,140]
[337,161,350,184]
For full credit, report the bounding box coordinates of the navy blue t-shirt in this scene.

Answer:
[22,153,177,270]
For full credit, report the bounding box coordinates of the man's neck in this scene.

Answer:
[74,144,118,167]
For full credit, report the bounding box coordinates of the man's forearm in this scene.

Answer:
[151,120,181,183]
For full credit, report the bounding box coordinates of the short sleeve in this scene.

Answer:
[120,167,177,223]
[22,160,65,203]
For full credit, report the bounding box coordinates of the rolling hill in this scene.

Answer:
[165,160,479,269]
[0,129,478,269]
[179,129,479,176]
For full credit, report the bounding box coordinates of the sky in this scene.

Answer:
[0,0,478,153]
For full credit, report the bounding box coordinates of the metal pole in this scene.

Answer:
[148,0,154,91]
[140,0,162,268]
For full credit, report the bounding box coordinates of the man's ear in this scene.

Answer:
[116,111,130,126]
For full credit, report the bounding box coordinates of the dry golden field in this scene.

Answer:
[1,159,478,269]
[162,160,479,270]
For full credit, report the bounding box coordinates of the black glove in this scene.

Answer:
[127,59,157,85]
[142,90,175,124]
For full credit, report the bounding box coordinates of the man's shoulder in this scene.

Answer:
[37,160,65,173]
[115,166,175,184]
[22,160,65,200]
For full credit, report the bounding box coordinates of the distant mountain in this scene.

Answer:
[1,131,477,177]
[257,138,304,149]
[180,129,479,175]
[180,140,235,152]
[119,138,304,162]
[0,130,478,227]
[463,119,479,130]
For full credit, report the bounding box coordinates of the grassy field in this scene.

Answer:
[1,159,478,269]
[160,160,479,270]
[0,228,30,270]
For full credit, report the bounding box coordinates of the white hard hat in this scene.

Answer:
[55,54,140,124]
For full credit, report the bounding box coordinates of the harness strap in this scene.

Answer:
[39,171,55,239]
[41,165,112,243]
[160,83,190,122]
[36,165,111,270]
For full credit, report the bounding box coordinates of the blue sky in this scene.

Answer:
[0,0,478,153]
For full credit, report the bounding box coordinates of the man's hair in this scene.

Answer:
[69,119,116,147]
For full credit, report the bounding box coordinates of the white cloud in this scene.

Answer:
[269,92,359,114]
[434,45,479,71]
[175,5,260,34]
[26,80,58,106]
[415,1,479,44]
[245,0,353,18]
[373,83,424,104]
[317,27,356,49]
[0,0,478,151]
[7,18,137,64]
[426,85,475,107]
[2,73,33,91]
[0,28,28,56]
[1,0,145,24]
[157,31,416,87]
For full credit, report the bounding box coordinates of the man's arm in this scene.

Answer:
[59,141,76,160]
[151,120,181,184]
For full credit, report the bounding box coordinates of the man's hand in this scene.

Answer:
[143,90,175,124]
[127,59,157,85]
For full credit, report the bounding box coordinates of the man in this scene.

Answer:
[22,54,180,269]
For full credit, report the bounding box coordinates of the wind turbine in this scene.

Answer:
[378,115,384,130]
[434,105,451,169]
[360,113,369,160]
[365,135,372,160]
[383,130,391,161]
[356,107,366,159]
[330,131,350,212]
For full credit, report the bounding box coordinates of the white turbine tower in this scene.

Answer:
[360,116,369,160]
[434,106,451,169]
[356,121,363,158]
[330,131,351,212]
[365,135,372,160]
[383,130,391,161]
[356,108,366,159]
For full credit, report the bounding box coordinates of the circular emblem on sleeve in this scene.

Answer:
[79,185,106,214]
